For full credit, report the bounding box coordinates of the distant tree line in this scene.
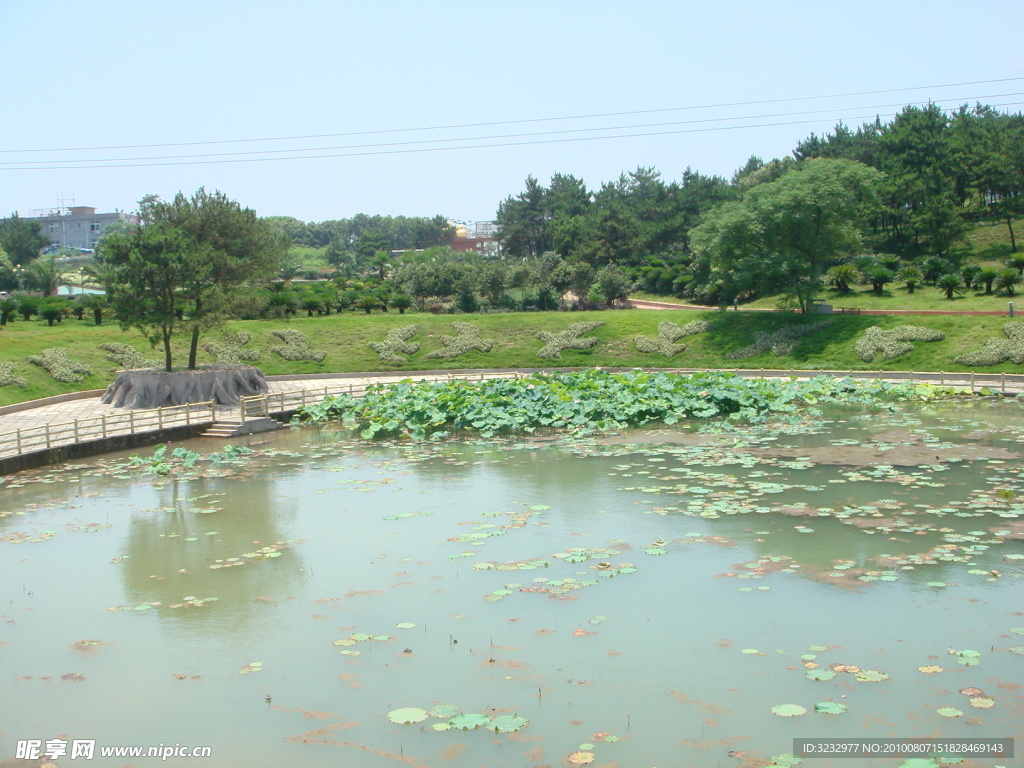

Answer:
[494,102,1024,309]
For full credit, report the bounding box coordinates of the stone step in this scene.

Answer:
[200,418,288,438]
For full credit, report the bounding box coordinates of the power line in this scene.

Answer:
[6,102,1023,172]
[2,76,1022,155]
[4,92,1020,167]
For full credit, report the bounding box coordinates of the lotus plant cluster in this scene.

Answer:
[295,368,920,439]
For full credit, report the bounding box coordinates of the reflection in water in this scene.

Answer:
[1,401,1023,767]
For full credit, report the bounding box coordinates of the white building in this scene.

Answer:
[27,206,137,251]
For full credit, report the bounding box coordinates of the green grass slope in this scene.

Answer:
[2,310,1023,408]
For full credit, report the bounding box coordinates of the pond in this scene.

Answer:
[1,398,1022,768]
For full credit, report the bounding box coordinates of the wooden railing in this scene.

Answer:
[238,371,525,421]
[3,367,1022,460]
[0,401,217,460]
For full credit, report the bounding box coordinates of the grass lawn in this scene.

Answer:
[2,309,1024,408]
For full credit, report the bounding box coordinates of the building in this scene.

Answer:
[27,206,137,251]
[450,220,500,256]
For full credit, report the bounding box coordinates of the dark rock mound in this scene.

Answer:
[101,365,269,409]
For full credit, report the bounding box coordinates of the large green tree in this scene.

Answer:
[690,158,880,312]
[100,189,286,371]
[0,212,48,266]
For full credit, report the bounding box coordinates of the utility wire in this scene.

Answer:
[2,76,1022,155]
[6,102,1023,171]
[3,92,1020,167]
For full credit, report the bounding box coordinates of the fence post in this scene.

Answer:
[1002,373,1006,394]
[45,424,51,449]
[940,371,945,386]
[971,372,975,393]
[16,429,22,453]
[209,401,216,423]
[158,407,163,429]
[74,419,80,443]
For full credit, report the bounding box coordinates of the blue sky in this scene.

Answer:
[2,0,1022,224]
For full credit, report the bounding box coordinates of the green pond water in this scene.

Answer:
[1,399,1023,768]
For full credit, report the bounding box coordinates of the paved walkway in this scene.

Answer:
[628,298,1015,316]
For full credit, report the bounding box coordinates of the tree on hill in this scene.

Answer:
[99,189,286,371]
[691,158,880,313]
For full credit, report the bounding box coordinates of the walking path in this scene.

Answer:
[627,298,1014,316]
[1,367,1021,466]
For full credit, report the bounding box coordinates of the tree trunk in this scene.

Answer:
[188,326,200,370]
[163,329,173,372]
[1007,215,1018,252]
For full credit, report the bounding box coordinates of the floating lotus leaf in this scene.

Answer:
[830,664,860,673]
[813,701,847,714]
[490,715,529,733]
[429,704,461,719]
[448,712,492,730]
[968,696,995,708]
[1010,627,1024,634]
[770,703,807,717]
[958,687,984,696]
[917,665,943,674]
[395,622,416,629]
[805,669,836,681]
[741,648,761,655]
[855,669,889,682]
[566,752,595,765]
[387,707,429,725]
[1008,646,1024,655]
[431,722,451,731]
[936,706,963,717]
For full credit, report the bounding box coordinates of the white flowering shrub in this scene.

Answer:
[0,361,27,388]
[368,324,421,363]
[954,321,1024,366]
[203,332,261,364]
[634,319,713,358]
[726,321,832,359]
[854,325,946,363]
[27,348,93,383]
[270,330,326,362]
[98,342,158,371]
[425,322,493,359]
[536,321,604,359]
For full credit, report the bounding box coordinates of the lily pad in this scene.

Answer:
[855,669,889,682]
[813,701,848,714]
[387,707,429,725]
[566,752,595,765]
[490,714,529,733]
[770,703,807,717]
[968,696,995,708]
[429,704,461,719]
[448,712,492,730]
[936,706,963,717]
[805,669,836,681]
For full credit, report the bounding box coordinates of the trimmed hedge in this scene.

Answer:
[203,332,261,364]
[27,348,93,383]
[536,321,603,359]
[270,330,326,362]
[425,322,493,360]
[367,324,420,363]
[98,342,158,371]
[954,321,1024,366]
[635,319,713,358]
[726,321,832,359]
[854,325,946,363]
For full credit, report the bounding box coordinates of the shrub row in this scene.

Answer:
[725,321,833,359]
[27,348,93,383]
[854,325,946,363]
